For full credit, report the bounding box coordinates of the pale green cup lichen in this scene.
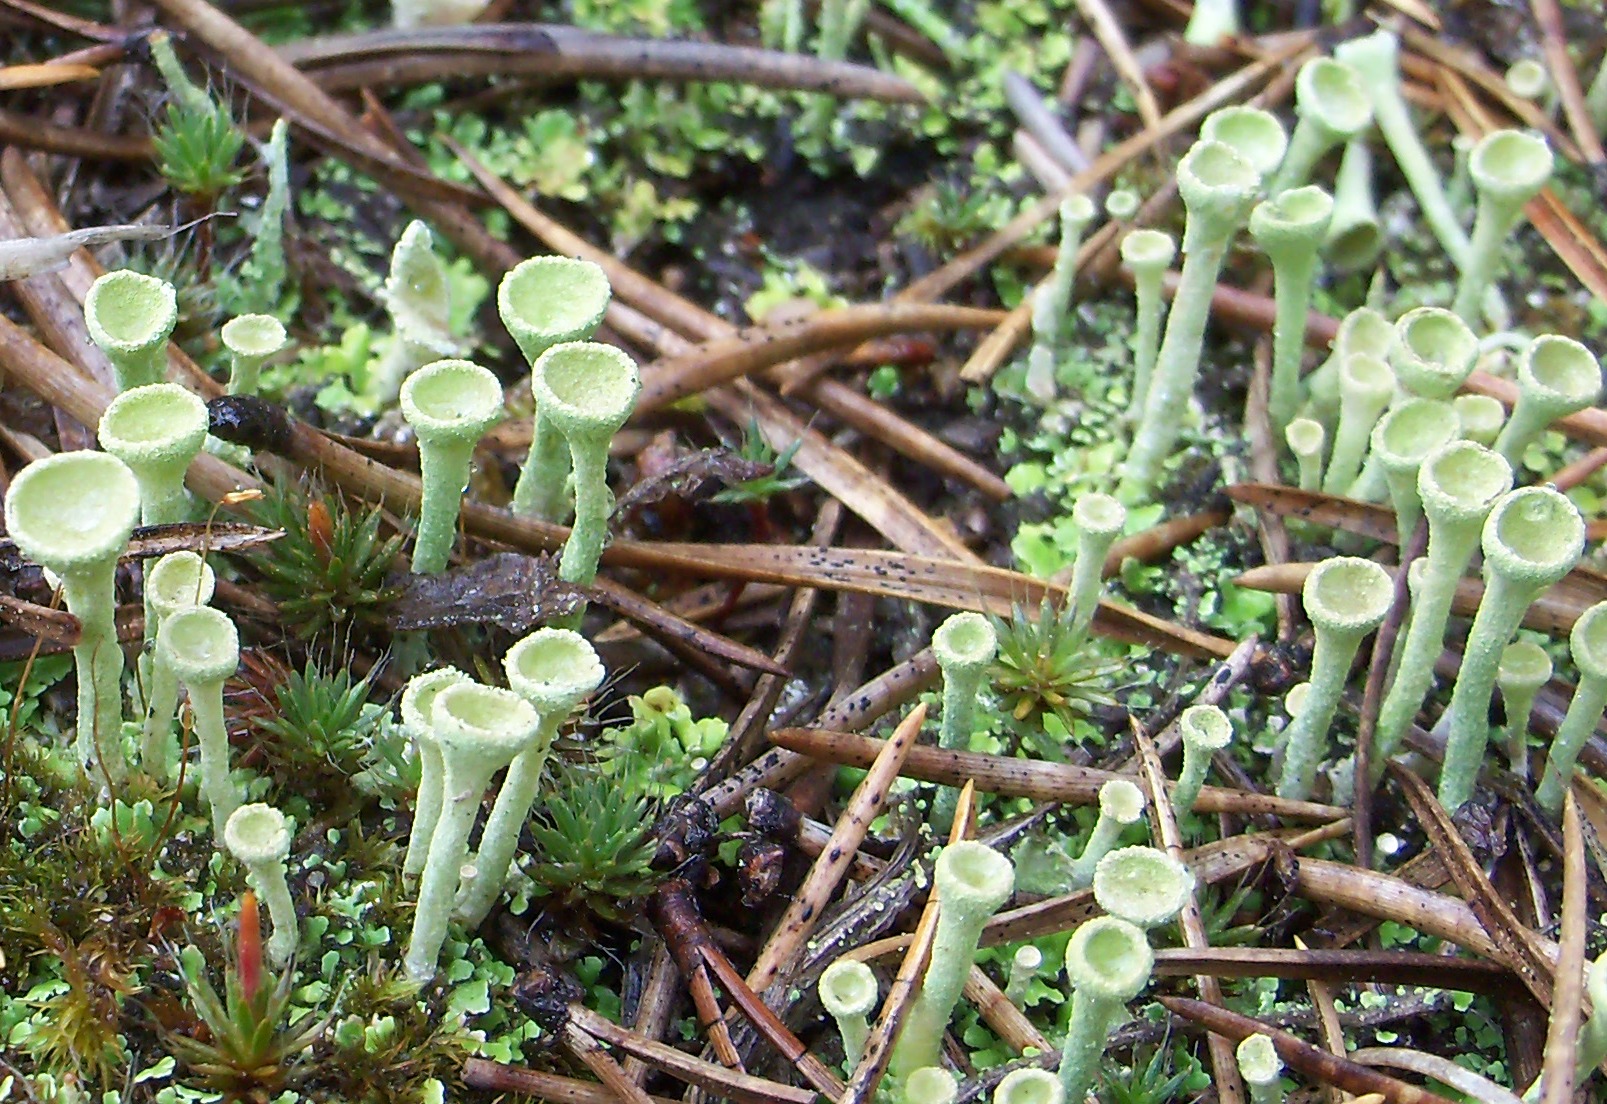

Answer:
[499,257,613,521]
[159,605,241,839]
[1066,493,1124,644]
[400,359,504,576]
[1057,916,1153,1103]
[221,314,288,397]
[1536,602,1607,813]
[1453,393,1506,446]
[139,551,216,780]
[5,452,140,772]
[1321,353,1394,495]
[818,957,877,1068]
[1026,193,1097,404]
[1389,307,1478,402]
[373,221,458,406]
[1323,138,1383,272]
[1440,486,1584,809]
[1278,557,1392,801]
[532,342,641,586]
[1272,57,1372,194]
[1250,185,1333,433]
[889,841,1014,1078]
[1120,140,1260,499]
[400,667,473,879]
[1174,704,1232,815]
[1237,1033,1285,1104]
[404,682,541,982]
[85,270,178,392]
[1492,335,1602,468]
[994,1068,1063,1104]
[1307,307,1393,416]
[1366,398,1459,545]
[1497,640,1551,779]
[1198,106,1288,184]
[1092,845,1194,929]
[223,802,298,966]
[1453,130,1553,325]
[1182,0,1237,45]
[931,611,999,831]
[1286,418,1325,492]
[1004,944,1042,1006]
[454,628,605,927]
[1371,441,1512,782]
[903,1067,956,1104]
[98,383,209,527]
[1120,229,1176,422]
[1067,778,1145,890]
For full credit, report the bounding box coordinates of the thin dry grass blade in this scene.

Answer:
[561,1021,656,1104]
[1537,792,1588,1103]
[1071,0,1160,127]
[1158,996,1462,1104]
[1152,947,1509,992]
[1292,856,1515,962]
[769,726,1342,820]
[463,1059,682,1103]
[1530,0,1606,164]
[1350,1049,1522,1104]
[1297,933,1349,1104]
[0,62,99,91]
[1226,483,1398,543]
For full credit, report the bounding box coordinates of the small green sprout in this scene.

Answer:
[709,420,809,505]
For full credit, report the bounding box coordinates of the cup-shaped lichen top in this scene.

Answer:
[400,359,504,444]
[993,1069,1064,1104]
[221,314,288,397]
[1121,229,1175,272]
[1569,603,1607,682]
[1453,393,1506,446]
[936,838,1014,915]
[1180,704,1232,755]
[1419,440,1513,530]
[402,666,472,737]
[1483,485,1586,588]
[1236,1033,1283,1091]
[1064,915,1153,1003]
[1494,335,1602,464]
[6,451,140,573]
[98,383,209,525]
[1470,129,1554,211]
[1250,186,1334,254]
[146,551,216,622]
[1294,57,1372,140]
[932,611,998,679]
[1372,398,1459,542]
[85,271,178,391]
[1098,777,1145,823]
[223,801,289,866]
[1104,189,1140,221]
[504,628,604,715]
[1177,140,1262,250]
[1092,845,1194,929]
[160,606,240,686]
[1390,308,1478,400]
[532,341,640,445]
[498,257,612,364]
[819,958,878,1020]
[1304,556,1393,638]
[431,681,540,762]
[1199,106,1289,183]
[903,1068,957,1104]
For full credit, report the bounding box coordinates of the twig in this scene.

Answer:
[1537,792,1588,1103]
[1071,0,1162,128]
[1530,0,1606,164]
[563,1020,658,1104]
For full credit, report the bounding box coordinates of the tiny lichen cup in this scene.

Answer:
[889,841,1014,1078]
[1307,307,1393,416]
[930,610,999,830]
[1067,778,1145,889]
[1273,57,1372,193]
[1453,129,1554,324]
[1025,193,1098,403]
[499,256,613,520]
[1058,916,1153,1103]
[85,270,178,392]
[1389,308,1478,402]
[399,667,473,879]
[5,452,141,772]
[1536,602,1607,813]
[404,682,541,982]
[221,314,288,397]
[1286,418,1325,492]
[1278,557,1392,801]
[1497,640,1551,779]
[1119,229,1176,422]
[1092,845,1194,929]
[159,605,242,839]
[994,1068,1064,1104]
[1120,140,1260,499]
[1321,353,1394,496]
[532,341,641,586]
[819,957,877,1068]
[1173,704,1233,815]
[1493,335,1602,468]
[1237,1033,1284,1104]
[1249,185,1334,433]
[98,383,209,527]
[1440,486,1585,809]
[400,359,504,575]
[1367,398,1459,544]
[453,628,606,927]
[1198,106,1288,183]
[140,550,217,779]
[1323,139,1383,273]
[1066,493,1125,644]
[223,802,298,966]
[1371,441,1513,780]
[1454,393,1507,446]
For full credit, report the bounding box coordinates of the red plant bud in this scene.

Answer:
[237,889,263,1004]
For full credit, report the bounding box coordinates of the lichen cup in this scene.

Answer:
[400,359,504,575]
[98,383,209,526]
[85,270,178,392]
[5,452,141,773]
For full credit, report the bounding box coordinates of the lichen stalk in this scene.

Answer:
[1440,487,1584,809]
[1120,229,1175,421]
[1536,602,1607,812]
[139,551,216,779]
[1272,58,1372,194]
[1025,194,1096,404]
[400,359,504,575]
[405,683,540,982]
[159,606,242,840]
[1320,353,1394,495]
[1452,130,1553,325]
[1322,138,1384,273]
[1057,916,1153,1103]
[1250,186,1334,432]
[1067,779,1145,890]
[223,803,298,967]
[1004,945,1042,1007]
[1278,557,1392,801]
[1497,641,1551,780]
[1371,442,1512,780]
[1173,704,1232,814]
[930,611,999,831]
[1119,141,1259,498]
[1492,335,1602,468]
[1066,493,1124,644]
[400,667,472,879]
[889,841,1014,1078]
